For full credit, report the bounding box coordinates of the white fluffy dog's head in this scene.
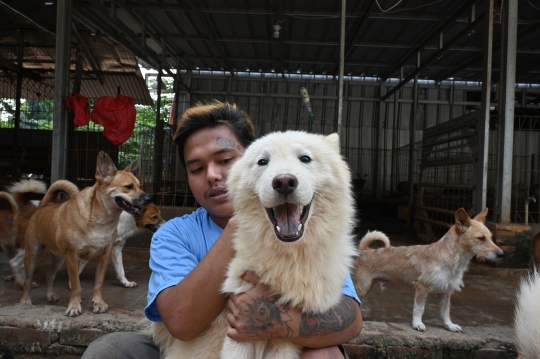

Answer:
[227,131,355,245]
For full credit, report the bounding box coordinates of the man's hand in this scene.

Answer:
[226,272,298,342]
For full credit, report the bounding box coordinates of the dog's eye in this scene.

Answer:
[258,159,268,166]
[124,184,134,190]
[477,236,485,241]
[152,216,158,220]
[300,155,311,163]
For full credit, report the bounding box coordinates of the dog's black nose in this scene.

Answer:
[141,194,152,205]
[497,251,505,258]
[272,174,298,195]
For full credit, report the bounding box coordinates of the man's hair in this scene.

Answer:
[173,101,255,167]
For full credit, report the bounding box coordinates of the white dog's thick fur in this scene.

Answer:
[353,208,504,332]
[152,131,357,359]
[514,269,540,359]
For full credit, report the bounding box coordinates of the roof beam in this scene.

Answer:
[0,55,41,82]
[381,12,485,101]
[71,22,105,85]
[183,0,235,76]
[380,0,479,81]
[343,0,376,62]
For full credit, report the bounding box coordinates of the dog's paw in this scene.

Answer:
[412,322,427,332]
[47,293,59,302]
[19,298,32,305]
[445,323,462,332]
[4,274,14,281]
[92,300,109,314]
[65,303,82,317]
[121,280,138,288]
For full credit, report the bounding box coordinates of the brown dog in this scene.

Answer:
[20,152,151,316]
[2,179,47,288]
[353,208,504,332]
[531,231,540,268]
[77,203,165,287]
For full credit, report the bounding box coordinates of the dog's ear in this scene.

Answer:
[455,208,471,233]
[95,151,117,180]
[124,158,140,176]
[473,207,488,223]
[324,133,340,153]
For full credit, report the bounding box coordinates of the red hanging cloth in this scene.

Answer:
[63,93,90,127]
[91,94,136,146]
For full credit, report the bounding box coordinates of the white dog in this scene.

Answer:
[514,269,540,359]
[152,131,357,359]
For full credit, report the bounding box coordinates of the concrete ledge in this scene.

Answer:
[0,305,517,359]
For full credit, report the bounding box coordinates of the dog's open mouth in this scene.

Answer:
[115,197,143,216]
[266,202,311,242]
[144,224,160,233]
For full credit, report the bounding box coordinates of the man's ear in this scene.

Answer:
[95,151,117,180]
[455,208,471,233]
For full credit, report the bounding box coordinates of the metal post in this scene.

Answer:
[373,82,384,191]
[337,0,346,137]
[391,67,403,190]
[495,0,518,223]
[408,53,420,207]
[12,30,24,180]
[52,0,72,183]
[474,0,494,214]
[152,65,164,202]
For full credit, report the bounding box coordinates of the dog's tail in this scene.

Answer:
[7,179,47,207]
[0,191,18,215]
[514,268,540,359]
[41,180,80,206]
[359,230,390,251]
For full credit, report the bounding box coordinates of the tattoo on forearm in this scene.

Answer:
[299,297,357,338]
[242,296,293,338]
[216,137,242,150]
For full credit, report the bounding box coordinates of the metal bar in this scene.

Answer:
[0,56,41,82]
[414,215,452,228]
[418,182,475,189]
[51,0,72,183]
[416,204,456,216]
[495,0,518,223]
[12,30,24,179]
[278,0,286,78]
[152,65,164,200]
[337,0,346,136]
[382,13,485,101]
[381,0,479,81]
[71,22,104,85]
[390,67,402,190]
[408,53,420,207]
[474,0,494,215]
[343,0,375,61]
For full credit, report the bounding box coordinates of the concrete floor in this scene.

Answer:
[0,229,528,356]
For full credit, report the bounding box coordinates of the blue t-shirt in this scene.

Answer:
[145,207,360,322]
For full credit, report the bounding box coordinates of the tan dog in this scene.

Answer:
[78,203,165,287]
[531,231,540,268]
[353,208,504,332]
[20,152,151,317]
[1,179,47,288]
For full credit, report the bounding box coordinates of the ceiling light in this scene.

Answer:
[44,1,53,5]
[273,24,281,39]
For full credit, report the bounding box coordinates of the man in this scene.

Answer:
[83,101,362,359]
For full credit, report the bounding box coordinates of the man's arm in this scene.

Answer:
[226,278,363,348]
[156,219,236,341]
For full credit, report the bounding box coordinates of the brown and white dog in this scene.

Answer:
[20,152,151,317]
[1,179,47,288]
[77,203,165,287]
[514,269,540,359]
[353,208,504,332]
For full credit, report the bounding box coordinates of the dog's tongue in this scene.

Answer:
[274,203,301,237]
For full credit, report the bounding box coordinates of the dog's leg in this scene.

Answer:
[439,291,462,332]
[65,253,83,316]
[221,336,264,359]
[91,249,111,313]
[46,254,66,302]
[412,282,429,331]
[111,242,137,287]
[10,249,37,289]
[69,259,89,290]
[20,241,44,305]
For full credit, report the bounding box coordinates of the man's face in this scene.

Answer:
[184,125,244,228]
